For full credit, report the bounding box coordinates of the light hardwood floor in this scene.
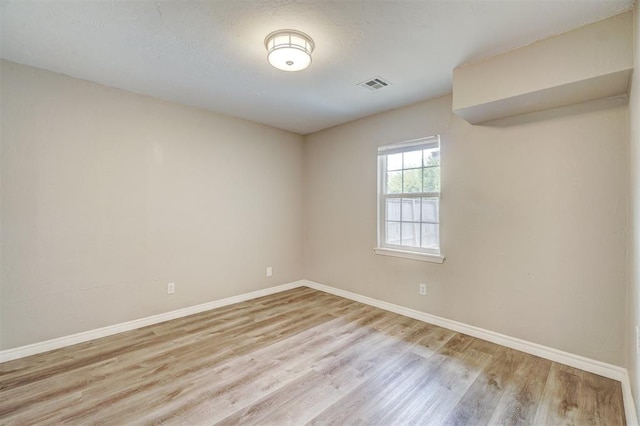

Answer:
[0,286,626,425]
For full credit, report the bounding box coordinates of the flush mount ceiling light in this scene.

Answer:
[264,29,314,72]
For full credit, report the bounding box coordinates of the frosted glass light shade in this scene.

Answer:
[264,30,314,72]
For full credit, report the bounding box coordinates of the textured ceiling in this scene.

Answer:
[0,0,634,134]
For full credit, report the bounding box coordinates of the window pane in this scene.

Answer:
[379,138,441,254]
[401,198,420,221]
[387,153,402,171]
[386,171,402,194]
[423,166,440,192]
[421,223,439,249]
[386,198,401,221]
[424,148,440,166]
[421,198,439,223]
[403,169,422,193]
[402,222,420,247]
[403,150,422,169]
[386,222,401,245]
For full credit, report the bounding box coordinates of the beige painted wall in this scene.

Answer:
[628,2,640,416]
[305,95,629,366]
[0,60,305,350]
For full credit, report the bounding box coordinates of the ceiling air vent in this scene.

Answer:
[358,77,391,91]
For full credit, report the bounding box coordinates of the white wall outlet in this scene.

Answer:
[266,267,273,277]
[419,283,427,296]
[167,282,175,294]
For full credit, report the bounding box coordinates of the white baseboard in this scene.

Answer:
[301,280,638,425]
[0,280,305,364]
[622,370,640,426]
[1,278,637,424]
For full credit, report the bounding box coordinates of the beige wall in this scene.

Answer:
[629,2,640,416]
[305,94,629,366]
[0,60,305,350]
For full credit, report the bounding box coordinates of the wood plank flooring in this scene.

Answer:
[0,286,626,425]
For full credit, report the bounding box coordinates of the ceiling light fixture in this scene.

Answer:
[264,29,314,72]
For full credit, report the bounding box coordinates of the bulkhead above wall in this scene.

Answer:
[452,11,634,124]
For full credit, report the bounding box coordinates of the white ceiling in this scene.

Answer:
[0,0,634,134]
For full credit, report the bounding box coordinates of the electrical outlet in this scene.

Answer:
[419,283,427,296]
[167,282,175,294]
[636,326,640,354]
[266,267,273,277]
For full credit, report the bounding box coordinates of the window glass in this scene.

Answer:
[378,136,441,255]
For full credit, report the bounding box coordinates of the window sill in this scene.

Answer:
[374,247,445,263]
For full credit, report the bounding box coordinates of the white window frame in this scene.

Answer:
[374,136,444,263]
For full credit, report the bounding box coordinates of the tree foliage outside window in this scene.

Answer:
[385,148,440,194]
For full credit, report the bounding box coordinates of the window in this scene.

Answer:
[375,136,444,263]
